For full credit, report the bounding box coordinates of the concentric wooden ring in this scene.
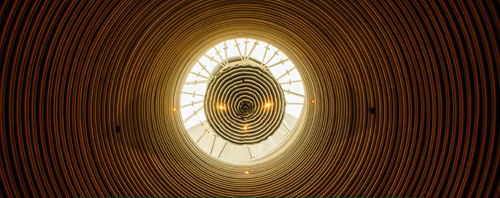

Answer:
[205,63,285,145]
[0,1,498,197]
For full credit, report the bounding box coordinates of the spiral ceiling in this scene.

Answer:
[205,63,286,145]
[1,0,499,197]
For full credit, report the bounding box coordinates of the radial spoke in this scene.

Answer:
[218,142,228,158]
[204,54,225,67]
[190,71,210,79]
[210,135,216,154]
[261,44,270,66]
[246,41,258,60]
[280,79,302,85]
[198,61,212,76]
[274,125,287,137]
[284,89,304,97]
[276,67,296,81]
[182,91,204,97]
[223,42,228,64]
[282,123,290,132]
[214,47,225,65]
[267,59,289,68]
[247,145,253,159]
[234,39,244,60]
[244,39,249,57]
[265,50,279,66]
[197,129,209,143]
[183,106,204,123]
[181,100,203,108]
[184,80,208,85]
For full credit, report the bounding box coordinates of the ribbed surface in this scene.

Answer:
[1,0,499,197]
[205,63,285,144]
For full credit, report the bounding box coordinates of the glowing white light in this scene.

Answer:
[180,38,305,165]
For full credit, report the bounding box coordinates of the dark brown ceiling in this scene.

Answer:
[1,0,499,197]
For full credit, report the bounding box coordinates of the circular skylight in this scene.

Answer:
[180,38,305,164]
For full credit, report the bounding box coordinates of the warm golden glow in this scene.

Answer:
[181,38,304,165]
[245,171,249,174]
[173,107,177,111]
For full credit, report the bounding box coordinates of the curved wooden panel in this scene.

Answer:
[1,0,499,197]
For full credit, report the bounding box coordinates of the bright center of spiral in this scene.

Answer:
[204,62,286,145]
[181,38,305,164]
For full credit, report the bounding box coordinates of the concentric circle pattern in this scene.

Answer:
[205,63,285,145]
[180,39,303,165]
[1,0,499,197]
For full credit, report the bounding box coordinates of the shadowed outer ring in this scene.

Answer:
[0,1,499,197]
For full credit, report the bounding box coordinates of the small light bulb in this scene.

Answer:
[265,103,271,107]
[173,107,177,111]
[218,105,224,110]
[311,99,315,104]
[245,171,249,174]
[244,125,248,130]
